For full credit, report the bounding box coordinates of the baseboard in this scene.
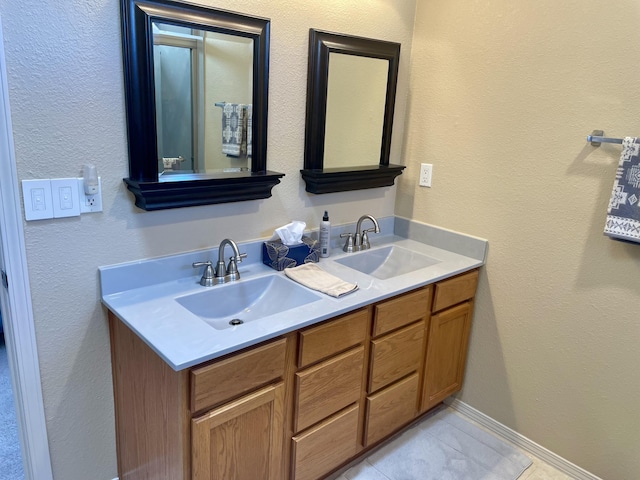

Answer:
[445,398,603,480]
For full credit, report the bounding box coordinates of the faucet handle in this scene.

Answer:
[226,253,247,281]
[226,257,240,280]
[362,227,379,250]
[192,261,216,287]
[340,233,355,253]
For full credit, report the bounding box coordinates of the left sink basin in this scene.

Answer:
[175,274,322,330]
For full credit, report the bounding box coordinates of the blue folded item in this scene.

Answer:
[604,137,640,243]
[262,236,320,271]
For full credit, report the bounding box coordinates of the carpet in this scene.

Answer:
[0,338,24,480]
[343,408,532,480]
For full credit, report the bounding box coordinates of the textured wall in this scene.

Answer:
[0,0,416,478]
[399,1,640,478]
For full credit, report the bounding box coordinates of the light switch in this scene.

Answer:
[22,179,54,221]
[51,178,80,218]
[31,188,47,211]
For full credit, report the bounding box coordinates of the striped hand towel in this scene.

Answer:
[604,137,640,243]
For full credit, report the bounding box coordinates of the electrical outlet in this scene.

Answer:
[78,177,103,213]
[419,163,433,187]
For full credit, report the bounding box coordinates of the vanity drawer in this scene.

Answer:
[190,338,286,412]
[373,287,431,337]
[291,404,359,480]
[295,346,364,433]
[368,322,424,393]
[298,308,369,368]
[364,373,419,447]
[433,269,479,312]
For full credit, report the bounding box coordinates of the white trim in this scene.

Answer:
[0,16,54,480]
[445,398,602,480]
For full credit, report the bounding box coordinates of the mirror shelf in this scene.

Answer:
[300,165,405,194]
[124,172,284,211]
[301,29,405,194]
[120,0,284,210]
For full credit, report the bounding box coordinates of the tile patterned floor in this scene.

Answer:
[331,407,575,480]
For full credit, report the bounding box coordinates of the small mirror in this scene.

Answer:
[301,30,405,194]
[121,0,284,210]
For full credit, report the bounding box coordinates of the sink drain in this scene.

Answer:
[229,318,244,326]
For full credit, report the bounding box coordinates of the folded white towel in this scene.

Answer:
[284,263,358,298]
[604,137,640,243]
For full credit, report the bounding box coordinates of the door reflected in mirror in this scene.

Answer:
[153,22,253,176]
[324,53,388,169]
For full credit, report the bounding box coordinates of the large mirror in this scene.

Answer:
[121,0,284,210]
[301,30,405,194]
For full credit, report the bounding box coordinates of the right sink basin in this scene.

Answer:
[334,245,441,280]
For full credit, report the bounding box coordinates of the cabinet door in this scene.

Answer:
[364,373,419,447]
[368,322,424,393]
[192,383,284,480]
[422,301,473,411]
[432,270,478,312]
[291,405,359,480]
[373,287,430,337]
[295,346,364,433]
[191,338,286,413]
[298,308,368,368]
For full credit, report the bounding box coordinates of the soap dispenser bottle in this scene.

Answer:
[320,211,331,258]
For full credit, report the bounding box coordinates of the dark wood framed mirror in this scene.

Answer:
[301,29,405,194]
[120,0,284,210]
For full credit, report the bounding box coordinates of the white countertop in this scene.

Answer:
[100,218,487,371]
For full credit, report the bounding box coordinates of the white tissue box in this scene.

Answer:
[262,236,320,271]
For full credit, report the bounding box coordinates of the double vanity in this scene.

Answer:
[101,217,487,480]
[112,1,488,477]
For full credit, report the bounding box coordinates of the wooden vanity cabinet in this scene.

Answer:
[109,312,289,480]
[291,308,369,480]
[421,269,479,412]
[189,339,287,480]
[191,383,285,480]
[363,287,430,447]
[109,268,479,480]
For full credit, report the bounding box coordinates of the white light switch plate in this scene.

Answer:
[51,178,81,218]
[22,179,54,221]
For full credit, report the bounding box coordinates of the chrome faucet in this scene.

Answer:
[340,214,380,252]
[192,238,247,286]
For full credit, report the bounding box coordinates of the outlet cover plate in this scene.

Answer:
[419,163,432,187]
[78,177,103,213]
